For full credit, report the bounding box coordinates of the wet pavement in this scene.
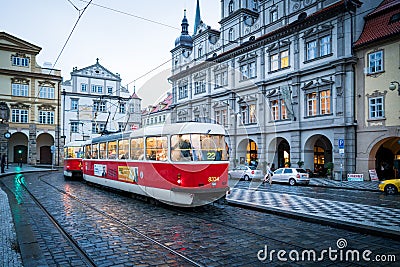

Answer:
[0,169,399,266]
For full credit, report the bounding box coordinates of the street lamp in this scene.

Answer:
[389,81,400,95]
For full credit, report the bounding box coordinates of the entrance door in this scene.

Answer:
[40,146,52,164]
[14,145,28,163]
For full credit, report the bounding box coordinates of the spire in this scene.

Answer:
[193,0,201,35]
[181,9,189,35]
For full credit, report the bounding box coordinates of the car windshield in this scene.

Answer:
[296,169,307,173]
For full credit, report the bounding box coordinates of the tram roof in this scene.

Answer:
[130,122,226,137]
[64,140,86,147]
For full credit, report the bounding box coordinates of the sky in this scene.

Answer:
[0,0,220,107]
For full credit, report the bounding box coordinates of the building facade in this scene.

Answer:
[0,32,62,166]
[62,59,142,144]
[141,92,172,126]
[169,0,379,178]
[354,0,400,180]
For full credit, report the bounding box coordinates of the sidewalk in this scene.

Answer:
[0,164,52,267]
[226,179,400,239]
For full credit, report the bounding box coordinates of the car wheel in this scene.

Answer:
[244,175,250,181]
[289,178,296,186]
[384,184,398,195]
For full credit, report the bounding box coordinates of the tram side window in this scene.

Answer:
[118,139,129,159]
[171,134,228,162]
[108,141,117,159]
[146,136,167,161]
[85,145,92,159]
[92,143,99,159]
[99,142,106,159]
[131,138,144,160]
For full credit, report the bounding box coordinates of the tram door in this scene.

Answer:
[14,145,28,164]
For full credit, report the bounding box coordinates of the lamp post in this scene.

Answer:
[389,81,400,95]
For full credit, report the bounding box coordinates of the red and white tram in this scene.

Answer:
[82,122,230,207]
[63,141,85,179]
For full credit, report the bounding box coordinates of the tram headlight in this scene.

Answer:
[177,173,182,185]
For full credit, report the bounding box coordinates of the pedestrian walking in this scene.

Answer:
[1,154,5,173]
[263,163,273,185]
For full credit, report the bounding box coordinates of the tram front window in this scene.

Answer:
[171,134,227,162]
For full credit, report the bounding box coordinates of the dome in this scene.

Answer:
[174,9,193,48]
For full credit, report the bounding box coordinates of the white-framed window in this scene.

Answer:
[11,55,29,67]
[369,97,384,119]
[81,84,87,92]
[270,99,287,121]
[71,122,79,133]
[91,85,103,93]
[71,99,78,110]
[306,89,331,117]
[215,109,227,126]
[12,83,29,97]
[198,46,203,58]
[92,123,105,133]
[11,109,28,123]
[368,50,383,74]
[93,101,106,112]
[306,34,332,61]
[39,86,55,99]
[194,80,206,95]
[39,111,54,124]
[240,61,256,80]
[118,124,124,132]
[129,105,135,113]
[214,71,228,88]
[249,104,257,123]
[270,49,289,72]
[107,87,113,94]
[119,103,126,113]
[178,84,188,99]
[307,92,317,116]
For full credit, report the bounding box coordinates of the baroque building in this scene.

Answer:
[169,0,379,178]
[62,59,142,144]
[0,32,62,165]
[142,92,173,126]
[354,0,400,180]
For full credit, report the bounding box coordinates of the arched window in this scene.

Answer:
[198,46,203,58]
[229,0,234,14]
[229,28,234,42]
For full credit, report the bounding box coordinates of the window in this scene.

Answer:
[130,105,135,113]
[92,123,105,133]
[270,9,278,23]
[240,61,256,80]
[306,89,331,117]
[270,49,289,72]
[229,0,234,14]
[93,101,106,112]
[99,142,106,159]
[71,122,79,133]
[39,111,54,124]
[107,141,117,159]
[118,139,129,159]
[39,86,54,99]
[194,80,206,95]
[178,84,188,99]
[81,84,87,92]
[12,83,28,97]
[119,103,126,113]
[368,50,383,74]
[307,92,317,116]
[11,109,28,123]
[229,28,234,42]
[11,55,29,67]
[71,99,78,110]
[249,104,257,123]
[146,136,168,161]
[91,85,103,93]
[130,138,144,160]
[214,71,228,88]
[107,87,113,94]
[270,99,287,121]
[369,97,384,119]
[306,34,332,61]
[198,46,203,58]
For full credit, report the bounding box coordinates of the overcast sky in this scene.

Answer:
[0,0,220,107]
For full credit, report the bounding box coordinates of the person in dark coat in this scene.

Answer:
[1,154,6,173]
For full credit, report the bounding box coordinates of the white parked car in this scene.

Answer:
[272,168,310,185]
[228,165,263,181]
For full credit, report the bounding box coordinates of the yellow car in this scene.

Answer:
[379,179,400,195]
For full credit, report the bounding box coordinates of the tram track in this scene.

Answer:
[19,173,204,267]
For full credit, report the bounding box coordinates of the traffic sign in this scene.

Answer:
[50,145,55,153]
[338,139,344,149]
[4,132,11,139]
